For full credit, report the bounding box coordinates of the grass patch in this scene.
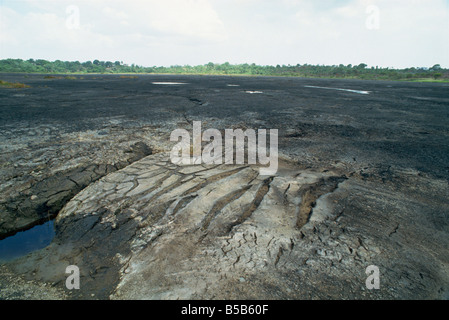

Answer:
[44,75,77,80]
[0,80,30,88]
[402,78,449,83]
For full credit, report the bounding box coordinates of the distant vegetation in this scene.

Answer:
[0,80,30,88]
[0,59,447,82]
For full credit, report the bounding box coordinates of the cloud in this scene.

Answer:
[247,0,449,67]
[0,5,115,62]
[0,0,447,67]
[142,0,228,42]
[0,0,229,64]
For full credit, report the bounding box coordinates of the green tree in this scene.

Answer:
[431,64,441,71]
[357,63,368,69]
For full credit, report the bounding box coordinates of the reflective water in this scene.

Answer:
[151,82,187,85]
[304,85,371,95]
[0,220,55,262]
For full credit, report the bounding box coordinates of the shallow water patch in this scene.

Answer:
[0,220,55,262]
[151,82,187,85]
[304,85,370,95]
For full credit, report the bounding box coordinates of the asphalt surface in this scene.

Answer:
[0,73,448,300]
[1,73,448,180]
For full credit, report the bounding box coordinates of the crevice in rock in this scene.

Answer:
[226,176,274,234]
[146,175,195,204]
[389,224,400,237]
[296,175,347,230]
[0,142,153,240]
[171,195,198,216]
[274,246,285,267]
[182,166,249,196]
[200,185,253,232]
[139,200,177,229]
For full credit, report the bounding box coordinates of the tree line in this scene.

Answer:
[0,59,447,81]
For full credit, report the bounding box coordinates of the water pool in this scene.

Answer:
[0,220,55,262]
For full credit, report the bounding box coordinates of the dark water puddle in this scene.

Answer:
[0,220,55,263]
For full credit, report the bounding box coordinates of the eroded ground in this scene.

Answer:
[0,74,448,299]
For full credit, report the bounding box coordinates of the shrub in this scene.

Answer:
[0,80,30,88]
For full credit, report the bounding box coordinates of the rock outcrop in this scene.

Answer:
[0,142,153,239]
[2,152,447,300]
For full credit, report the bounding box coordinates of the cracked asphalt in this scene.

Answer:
[0,73,448,299]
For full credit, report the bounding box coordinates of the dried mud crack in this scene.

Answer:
[1,74,448,300]
[0,142,153,240]
[1,152,447,300]
[0,153,350,299]
[296,176,347,229]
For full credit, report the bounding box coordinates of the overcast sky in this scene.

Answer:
[1,0,448,68]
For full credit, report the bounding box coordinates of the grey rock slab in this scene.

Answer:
[0,140,154,239]
[2,151,446,300]
[1,74,449,300]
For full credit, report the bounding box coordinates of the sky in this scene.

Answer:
[0,0,448,68]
